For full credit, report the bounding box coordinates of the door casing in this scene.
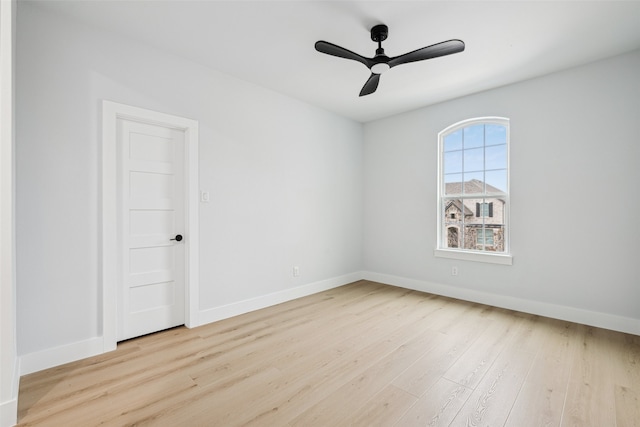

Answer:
[102,100,199,352]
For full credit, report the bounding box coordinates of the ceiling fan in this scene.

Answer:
[315,24,465,97]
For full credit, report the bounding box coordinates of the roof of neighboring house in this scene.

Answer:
[444,179,504,195]
[445,199,473,216]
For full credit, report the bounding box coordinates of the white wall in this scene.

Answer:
[1,1,18,425]
[16,3,363,360]
[15,0,640,382]
[363,49,640,331]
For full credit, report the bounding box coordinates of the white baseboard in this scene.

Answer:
[362,271,640,336]
[18,270,638,379]
[17,273,362,376]
[0,397,17,427]
[196,272,363,327]
[19,337,104,376]
[0,359,18,427]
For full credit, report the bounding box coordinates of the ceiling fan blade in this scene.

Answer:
[388,39,465,68]
[315,41,374,69]
[359,73,380,97]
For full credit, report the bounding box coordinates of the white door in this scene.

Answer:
[117,119,185,341]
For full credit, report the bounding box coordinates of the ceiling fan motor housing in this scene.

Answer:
[371,24,388,42]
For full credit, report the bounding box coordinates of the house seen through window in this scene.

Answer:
[438,117,509,255]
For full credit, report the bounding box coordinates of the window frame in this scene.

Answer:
[435,117,512,265]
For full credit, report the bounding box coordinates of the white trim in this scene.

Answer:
[0,397,17,427]
[434,248,513,265]
[196,273,362,327]
[0,361,17,427]
[18,273,361,375]
[19,337,104,376]
[362,271,640,336]
[1,0,18,425]
[438,116,510,136]
[101,101,199,351]
[184,124,200,328]
[14,270,640,377]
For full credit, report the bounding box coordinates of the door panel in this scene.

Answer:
[130,282,176,313]
[118,119,185,341]
[130,171,174,199]
[129,211,174,248]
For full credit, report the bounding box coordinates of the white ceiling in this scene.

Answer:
[29,1,640,122]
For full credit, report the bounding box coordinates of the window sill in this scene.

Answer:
[434,248,513,265]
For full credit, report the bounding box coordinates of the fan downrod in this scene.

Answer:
[370,24,388,43]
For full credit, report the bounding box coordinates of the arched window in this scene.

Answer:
[436,117,512,264]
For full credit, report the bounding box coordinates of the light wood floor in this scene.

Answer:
[17,280,640,426]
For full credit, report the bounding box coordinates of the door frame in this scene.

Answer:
[101,100,199,352]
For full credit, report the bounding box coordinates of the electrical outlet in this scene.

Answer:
[451,266,458,276]
[200,191,210,203]
[293,266,300,277]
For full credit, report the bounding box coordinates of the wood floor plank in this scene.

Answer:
[239,292,451,426]
[16,280,640,426]
[615,384,640,427]
[345,384,417,427]
[290,329,446,426]
[441,314,521,389]
[597,328,640,390]
[392,307,490,397]
[450,348,536,426]
[560,325,618,427]
[505,318,577,426]
[18,332,211,424]
[395,377,472,427]
[95,285,439,427]
[183,284,407,388]
[126,366,283,426]
[190,286,428,389]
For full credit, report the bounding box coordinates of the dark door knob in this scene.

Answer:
[170,234,183,242]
